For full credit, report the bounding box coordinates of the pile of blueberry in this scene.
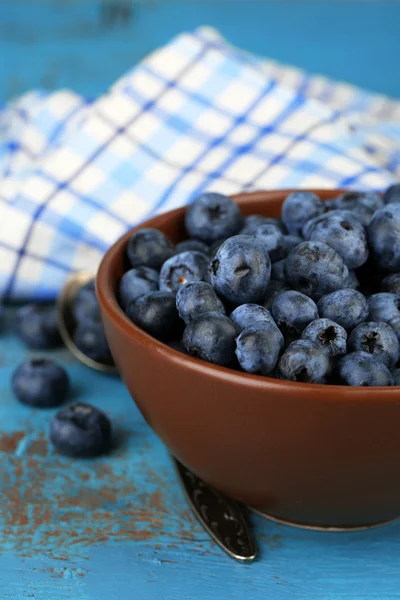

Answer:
[120,185,400,387]
[12,302,112,457]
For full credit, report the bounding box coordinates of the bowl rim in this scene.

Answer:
[97,189,399,401]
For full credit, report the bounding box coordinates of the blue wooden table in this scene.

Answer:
[2,309,400,599]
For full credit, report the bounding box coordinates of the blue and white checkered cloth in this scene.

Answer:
[1,27,400,301]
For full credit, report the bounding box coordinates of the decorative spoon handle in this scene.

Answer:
[173,457,257,562]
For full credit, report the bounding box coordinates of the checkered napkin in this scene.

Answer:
[1,27,400,302]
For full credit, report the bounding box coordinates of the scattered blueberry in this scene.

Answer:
[278,339,331,383]
[381,274,400,295]
[330,191,383,226]
[12,358,69,408]
[50,403,112,458]
[317,289,369,331]
[281,191,324,236]
[185,192,243,243]
[348,321,400,367]
[284,241,349,300]
[338,352,393,386]
[126,228,174,270]
[302,318,347,356]
[176,281,225,325]
[262,280,290,311]
[307,212,368,269]
[16,304,62,349]
[367,293,400,339]
[230,303,277,331]
[73,321,113,363]
[368,203,400,272]
[119,266,159,309]
[159,251,209,293]
[175,239,210,255]
[127,291,181,341]
[271,290,319,339]
[235,322,284,375]
[210,235,271,305]
[383,184,400,205]
[183,312,238,366]
[255,223,285,262]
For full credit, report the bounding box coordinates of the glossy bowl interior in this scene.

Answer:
[97,190,400,529]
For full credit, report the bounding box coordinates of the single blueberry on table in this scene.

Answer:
[368,293,400,339]
[126,228,174,270]
[210,235,271,305]
[50,403,112,458]
[119,266,159,309]
[235,322,284,375]
[338,352,393,386]
[284,241,349,300]
[270,259,286,282]
[368,203,400,272]
[307,212,369,269]
[383,184,400,205]
[348,321,400,368]
[281,191,324,236]
[241,215,284,236]
[159,251,209,293]
[185,192,243,244]
[278,339,331,383]
[127,291,181,341]
[176,281,225,325]
[301,318,347,357]
[381,274,400,295]
[255,223,285,262]
[262,280,290,311]
[330,191,383,226]
[12,358,69,408]
[16,304,62,349]
[230,303,277,331]
[175,239,210,255]
[271,290,319,339]
[183,312,239,367]
[317,289,369,331]
[73,321,113,363]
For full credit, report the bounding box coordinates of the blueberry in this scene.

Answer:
[159,251,209,293]
[255,223,285,262]
[331,191,383,226]
[348,321,399,368]
[338,352,393,386]
[50,403,112,457]
[175,239,210,255]
[183,312,238,366]
[284,241,349,300]
[210,235,271,305]
[176,281,225,324]
[278,339,331,383]
[185,192,243,243]
[119,266,159,309]
[12,358,69,408]
[230,303,277,331]
[73,280,99,323]
[301,318,347,356]
[307,212,368,269]
[126,228,174,270]
[383,184,400,205]
[302,209,361,239]
[281,191,324,236]
[262,280,290,310]
[271,290,318,338]
[16,304,62,349]
[317,289,369,331]
[391,368,400,385]
[127,291,181,341]
[271,259,286,282]
[367,293,400,339]
[73,321,113,363]
[241,215,283,236]
[235,322,284,375]
[368,203,400,272]
[381,274,400,295]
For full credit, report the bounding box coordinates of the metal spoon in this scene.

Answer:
[58,272,257,561]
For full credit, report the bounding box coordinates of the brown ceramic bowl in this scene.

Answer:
[97,189,400,529]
